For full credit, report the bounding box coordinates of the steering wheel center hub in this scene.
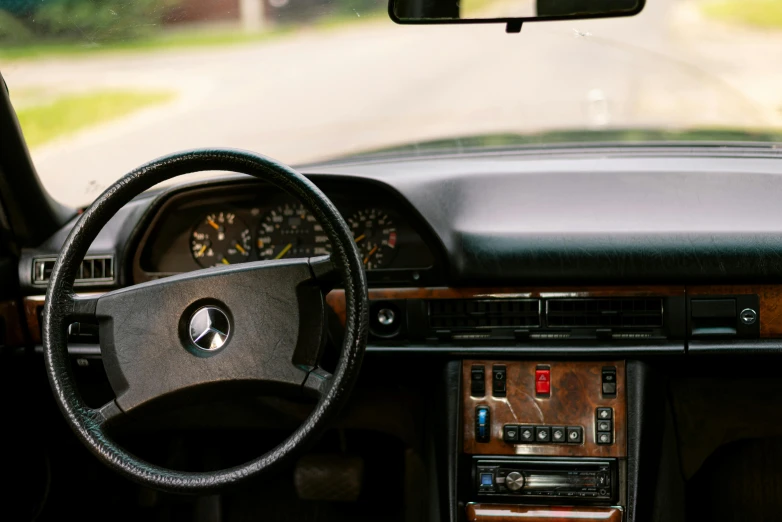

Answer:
[189,305,230,351]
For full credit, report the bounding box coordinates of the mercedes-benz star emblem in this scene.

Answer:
[189,306,230,351]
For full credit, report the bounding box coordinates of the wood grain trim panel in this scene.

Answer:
[325,286,684,326]
[687,285,782,338]
[0,299,27,347]
[466,504,623,522]
[464,361,626,457]
[23,296,45,345]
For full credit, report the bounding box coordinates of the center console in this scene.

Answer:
[461,361,627,521]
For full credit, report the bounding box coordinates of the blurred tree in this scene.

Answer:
[31,0,180,41]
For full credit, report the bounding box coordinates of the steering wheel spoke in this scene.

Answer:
[66,293,100,322]
[303,368,334,399]
[91,399,125,429]
[309,255,339,292]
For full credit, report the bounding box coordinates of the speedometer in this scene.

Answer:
[348,208,397,270]
[256,203,330,260]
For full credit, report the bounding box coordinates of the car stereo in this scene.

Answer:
[473,457,617,503]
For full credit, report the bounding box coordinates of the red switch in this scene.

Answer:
[535,368,551,396]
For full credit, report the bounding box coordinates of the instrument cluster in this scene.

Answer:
[135,181,436,282]
[189,204,399,270]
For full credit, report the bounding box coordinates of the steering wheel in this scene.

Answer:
[42,149,369,493]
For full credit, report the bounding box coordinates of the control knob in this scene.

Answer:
[505,471,525,491]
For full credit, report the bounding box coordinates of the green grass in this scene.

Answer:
[0,26,294,61]
[702,0,782,29]
[15,89,175,148]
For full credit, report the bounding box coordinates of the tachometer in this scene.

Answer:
[348,208,397,270]
[191,211,251,267]
[256,204,330,260]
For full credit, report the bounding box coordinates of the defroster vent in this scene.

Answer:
[546,298,663,328]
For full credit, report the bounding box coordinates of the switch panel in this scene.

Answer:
[596,407,614,445]
[503,424,583,445]
[463,360,627,457]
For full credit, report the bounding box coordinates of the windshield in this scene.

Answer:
[1,0,781,207]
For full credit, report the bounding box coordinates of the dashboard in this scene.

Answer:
[10,144,782,522]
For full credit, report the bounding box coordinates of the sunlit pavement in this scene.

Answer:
[2,0,782,207]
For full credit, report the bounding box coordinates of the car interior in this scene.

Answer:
[2,0,782,521]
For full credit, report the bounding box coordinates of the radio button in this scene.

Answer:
[567,426,583,443]
[551,426,566,443]
[519,426,535,442]
[535,426,551,442]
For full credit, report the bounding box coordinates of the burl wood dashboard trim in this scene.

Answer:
[23,295,45,345]
[328,285,782,338]
[687,285,782,338]
[0,299,27,347]
[19,284,782,347]
[466,504,623,522]
[325,285,686,326]
[463,361,626,458]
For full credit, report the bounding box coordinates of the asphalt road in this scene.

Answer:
[2,0,780,207]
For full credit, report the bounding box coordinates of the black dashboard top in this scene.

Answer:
[18,146,782,293]
[308,148,782,284]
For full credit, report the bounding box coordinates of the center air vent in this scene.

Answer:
[546,298,663,328]
[428,299,541,330]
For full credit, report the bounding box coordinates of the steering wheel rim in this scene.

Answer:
[42,149,369,494]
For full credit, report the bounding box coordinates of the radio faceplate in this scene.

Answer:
[473,457,618,504]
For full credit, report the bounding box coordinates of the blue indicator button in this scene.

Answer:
[480,473,494,486]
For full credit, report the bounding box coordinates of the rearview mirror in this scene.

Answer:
[389,0,645,27]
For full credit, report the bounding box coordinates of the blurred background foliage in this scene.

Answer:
[0,0,385,47]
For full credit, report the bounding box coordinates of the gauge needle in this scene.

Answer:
[363,245,378,265]
[275,243,293,259]
[197,244,208,257]
[221,257,230,265]
[235,243,247,255]
[207,218,220,231]
[354,234,366,243]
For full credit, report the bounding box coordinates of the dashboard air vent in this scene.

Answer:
[33,255,115,287]
[546,298,663,328]
[428,299,541,330]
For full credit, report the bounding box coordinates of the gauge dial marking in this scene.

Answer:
[190,211,251,268]
[348,208,398,270]
[276,243,293,259]
[257,204,330,260]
